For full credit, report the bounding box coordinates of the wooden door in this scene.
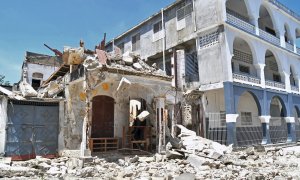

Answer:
[92,96,115,138]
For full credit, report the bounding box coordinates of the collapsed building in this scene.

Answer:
[1,0,300,160]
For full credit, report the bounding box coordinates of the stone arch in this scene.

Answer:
[236,91,263,146]
[269,96,287,117]
[258,4,277,37]
[236,91,262,116]
[231,37,258,76]
[264,49,283,83]
[226,0,252,24]
[269,96,288,144]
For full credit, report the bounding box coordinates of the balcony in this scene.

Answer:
[265,80,285,90]
[226,11,255,34]
[226,11,299,55]
[233,73,261,85]
[286,42,294,52]
[258,29,280,46]
[291,85,299,92]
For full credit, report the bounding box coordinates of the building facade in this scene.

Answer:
[106,0,300,146]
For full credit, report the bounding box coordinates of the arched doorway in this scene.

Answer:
[226,0,251,24]
[92,96,115,138]
[293,106,300,141]
[231,37,259,84]
[236,91,262,146]
[269,96,287,144]
[259,5,276,37]
[264,50,284,89]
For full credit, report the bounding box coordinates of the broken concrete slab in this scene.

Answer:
[63,46,85,65]
[19,81,38,97]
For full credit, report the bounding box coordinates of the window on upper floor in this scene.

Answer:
[185,52,199,82]
[132,33,140,51]
[153,21,162,34]
[177,3,193,21]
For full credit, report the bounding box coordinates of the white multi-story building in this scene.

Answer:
[106,0,300,146]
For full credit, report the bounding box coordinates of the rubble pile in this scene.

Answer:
[1,126,300,179]
[1,146,300,179]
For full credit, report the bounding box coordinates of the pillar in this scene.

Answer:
[259,116,271,144]
[282,72,291,92]
[226,114,239,146]
[176,50,186,90]
[254,63,266,88]
[249,15,259,35]
[277,29,286,48]
[285,117,296,143]
[223,82,237,145]
[155,97,166,153]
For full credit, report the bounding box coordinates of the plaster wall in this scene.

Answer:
[26,63,58,85]
[0,96,8,155]
[203,89,225,114]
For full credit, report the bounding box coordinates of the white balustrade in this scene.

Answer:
[291,86,299,92]
[233,73,261,85]
[265,80,285,89]
[226,13,255,34]
[259,30,280,46]
[286,42,294,52]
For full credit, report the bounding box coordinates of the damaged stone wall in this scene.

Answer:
[198,27,228,85]
[0,95,8,155]
[62,67,173,152]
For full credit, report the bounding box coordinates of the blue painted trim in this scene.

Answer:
[287,122,296,142]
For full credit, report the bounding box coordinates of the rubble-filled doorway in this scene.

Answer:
[92,95,114,138]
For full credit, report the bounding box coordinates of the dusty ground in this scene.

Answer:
[1,145,300,180]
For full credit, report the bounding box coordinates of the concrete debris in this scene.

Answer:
[136,110,150,121]
[63,46,85,65]
[96,49,108,65]
[2,146,300,179]
[106,46,122,62]
[83,56,102,71]
[133,62,143,71]
[0,86,25,100]
[19,81,38,97]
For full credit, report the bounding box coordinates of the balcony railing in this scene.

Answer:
[265,80,285,89]
[226,11,300,55]
[233,73,261,85]
[226,11,256,34]
[259,29,280,46]
[291,85,299,92]
[286,42,294,52]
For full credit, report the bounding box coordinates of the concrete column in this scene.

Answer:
[171,55,176,87]
[226,114,238,146]
[259,116,271,144]
[0,96,8,155]
[282,72,291,92]
[249,15,259,35]
[254,64,266,88]
[169,104,176,137]
[155,97,166,153]
[294,44,297,54]
[285,117,296,143]
[176,50,186,90]
[277,29,286,48]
